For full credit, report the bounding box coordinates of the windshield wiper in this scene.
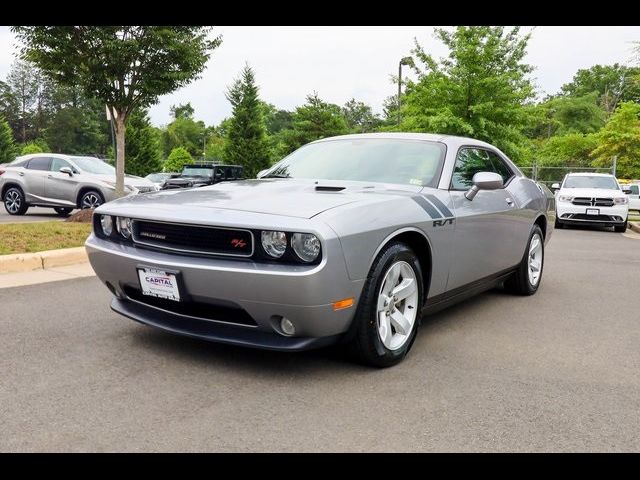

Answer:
[263,173,290,178]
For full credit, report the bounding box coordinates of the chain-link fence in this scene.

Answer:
[520,159,617,188]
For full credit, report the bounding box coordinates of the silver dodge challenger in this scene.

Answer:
[86,133,554,367]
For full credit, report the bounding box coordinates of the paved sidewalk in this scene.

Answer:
[0,262,95,289]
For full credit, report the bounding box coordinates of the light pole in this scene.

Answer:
[398,56,414,126]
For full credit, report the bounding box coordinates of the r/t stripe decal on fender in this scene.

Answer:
[423,194,453,218]
[412,196,442,219]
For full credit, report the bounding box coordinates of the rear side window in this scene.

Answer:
[630,185,639,195]
[450,148,495,190]
[27,157,51,171]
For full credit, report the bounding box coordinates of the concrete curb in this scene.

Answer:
[0,247,87,274]
[630,222,640,234]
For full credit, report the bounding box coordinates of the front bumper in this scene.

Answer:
[85,234,364,351]
[556,203,628,226]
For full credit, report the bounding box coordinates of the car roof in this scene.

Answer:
[187,163,243,168]
[14,153,103,162]
[313,132,499,150]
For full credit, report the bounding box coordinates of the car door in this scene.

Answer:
[45,157,78,204]
[629,184,640,211]
[446,147,521,290]
[23,156,51,200]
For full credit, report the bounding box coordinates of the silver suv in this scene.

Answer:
[0,154,158,216]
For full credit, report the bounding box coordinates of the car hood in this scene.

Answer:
[559,187,625,198]
[90,173,154,187]
[102,178,422,219]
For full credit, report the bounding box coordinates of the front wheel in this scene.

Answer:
[504,225,544,296]
[614,221,627,233]
[3,187,29,215]
[554,216,564,229]
[54,207,73,217]
[347,242,424,368]
[79,190,104,209]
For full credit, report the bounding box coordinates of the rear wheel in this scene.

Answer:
[54,207,73,217]
[347,242,424,368]
[504,225,544,296]
[3,187,29,215]
[79,190,104,209]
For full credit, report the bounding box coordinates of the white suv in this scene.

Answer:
[552,173,629,233]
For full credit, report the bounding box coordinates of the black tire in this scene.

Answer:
[79,190,104,209]
[347,241,424,368]
[554,217,563,229]
[3,186,29,215]
[54,207,73,217]
[614,221,627,233]
[504,225,544,296]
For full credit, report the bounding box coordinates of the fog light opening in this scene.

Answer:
[273,315,295,336]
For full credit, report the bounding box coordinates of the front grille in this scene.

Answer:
[132,220,254,257]
[571,197,614,207]
[123,286,257,326]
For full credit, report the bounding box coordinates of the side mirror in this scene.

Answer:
[465,172,504,201]
[621,185,632,194]
[256,169,268,179]
[59,167,73,176]
[551,183,560,190]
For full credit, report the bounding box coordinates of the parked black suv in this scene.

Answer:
[162,163,244,190]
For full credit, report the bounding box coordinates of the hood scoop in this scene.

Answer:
[315,185,346,192]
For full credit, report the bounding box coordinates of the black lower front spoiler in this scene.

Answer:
[111,297,341,352]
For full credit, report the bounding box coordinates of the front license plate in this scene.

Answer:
[137,267,181,302]
[586,208,599,216]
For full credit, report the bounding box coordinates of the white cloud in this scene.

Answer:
[1,26,638,127]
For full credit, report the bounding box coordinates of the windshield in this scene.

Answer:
[181,167,213,177]
[264,139,446,187]
[71,157,116,175]
[146,173,170,182]
[563,175,619,190]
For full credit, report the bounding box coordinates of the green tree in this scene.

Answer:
[401,26,535,162]
[6,60,40,143]
[0,115,17,162]
[21,139,50,155]
[591,102,640,179]
[13,26,221,196]
[125,109,162,176]
[170,102,195,120]
[281,92,349,154]
[560,64,640,114]
[545,93,606,136]
[161,115,206,158]
[224,65,271,176]
[164,146,194,172]
[537,133,599,168]
[342,98,381,133]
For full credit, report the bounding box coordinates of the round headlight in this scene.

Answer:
[291,233,321,262]
[117,217,133,239]
[100,215,113,236]
[261,231,287,258]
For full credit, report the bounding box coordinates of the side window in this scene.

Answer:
[51,158,72,172]
[631,185,639,195]
[214,167,225,180]
[486,151,514,185]
[225,166,233,179]
[450,148,494,190]
[26,157,51,171]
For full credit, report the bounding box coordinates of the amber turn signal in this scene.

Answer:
[332,297,354,311]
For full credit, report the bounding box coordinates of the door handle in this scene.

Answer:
[506,197,515,207]
[18,172,24,176]
[47,174,52,178]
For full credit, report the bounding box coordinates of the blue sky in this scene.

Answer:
[1,26,638,127]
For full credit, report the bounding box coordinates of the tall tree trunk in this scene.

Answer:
[113,110,126,197]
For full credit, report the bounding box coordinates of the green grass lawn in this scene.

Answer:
[0,222,92,255]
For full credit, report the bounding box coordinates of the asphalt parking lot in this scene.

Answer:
[0,206,69,223]
[1,227,639,452]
